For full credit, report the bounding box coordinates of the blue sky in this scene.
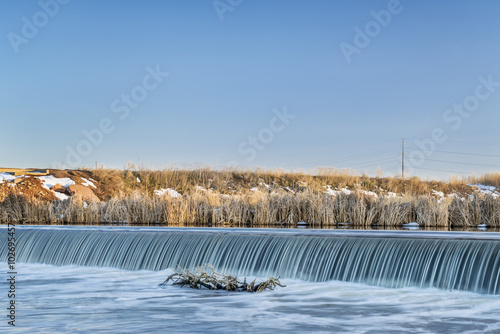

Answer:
[1,0,499,179]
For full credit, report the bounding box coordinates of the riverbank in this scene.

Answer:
[0,167,499,227]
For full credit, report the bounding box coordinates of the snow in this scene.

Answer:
[154,188,181,198]
[250,183,271,192]
[81,177,96,188]
[324,185,351,196]
[53,192,70,201]
[0,172,20,184]
[362,190,378,197]
[432,190,445,198]
[323,185,401,198]
[469,184,500,198]
[37,176,75,189]
[259,182,270,190]
[471,184,497,192]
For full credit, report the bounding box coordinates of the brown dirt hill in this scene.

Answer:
[0,169,102,202]
[48,169,103,200]
[0,176,56,201]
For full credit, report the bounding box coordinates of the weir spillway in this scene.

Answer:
[1,227,500,294]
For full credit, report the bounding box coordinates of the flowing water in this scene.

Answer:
[1,226,500,333]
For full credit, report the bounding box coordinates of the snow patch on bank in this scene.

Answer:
[324,185,351,196]
[53,192,71,201]
[81,178,96,188]
[469,184,500,198]
[37,176,75,189]
[259,182,270,190]
[0,173,20,184]
[154,188,181,198]
[432,190,445,198]
[324,185,381,197]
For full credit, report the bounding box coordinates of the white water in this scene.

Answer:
[3,262,500,334]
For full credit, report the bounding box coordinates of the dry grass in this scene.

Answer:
[467,173,500,188]
[1,167,498,227]
[82,166,477,200]
[2,188,499,228]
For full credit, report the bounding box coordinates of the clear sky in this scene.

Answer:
[1,0,500,179]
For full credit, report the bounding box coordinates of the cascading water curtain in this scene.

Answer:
[1,228,499,294]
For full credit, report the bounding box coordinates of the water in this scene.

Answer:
[2,263,500,333]
[3,226,500,294]
[1,226,500,333]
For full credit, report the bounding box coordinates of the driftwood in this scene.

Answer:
[159,264,285,293]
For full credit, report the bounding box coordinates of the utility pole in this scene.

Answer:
[401,137,405,179]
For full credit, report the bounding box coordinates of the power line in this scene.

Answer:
[412,166,472,174]
[347,158,399,169]
[405,138,500,146]
[424,158,499,168]
[305,139,401,154]
[441,140,500,146]
[406,148,500,159]
[290,148,399,168]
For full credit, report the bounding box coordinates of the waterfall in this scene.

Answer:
[2,228,499,294]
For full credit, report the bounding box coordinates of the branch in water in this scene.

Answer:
[159,264,286,293]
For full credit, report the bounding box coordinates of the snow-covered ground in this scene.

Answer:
[38,176,75,200]
[0,173,98,201]
[0,172,19,183]
[81,177,97,188]
[38,175,75,189]
[324,185,394,198]
[154,188,181,198]
[470,184,500,199]
[52,192,71,201]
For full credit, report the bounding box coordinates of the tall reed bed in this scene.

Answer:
[1,190,499,228]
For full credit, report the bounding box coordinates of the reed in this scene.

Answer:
[467,173,500,188]
[2,188,499,228]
